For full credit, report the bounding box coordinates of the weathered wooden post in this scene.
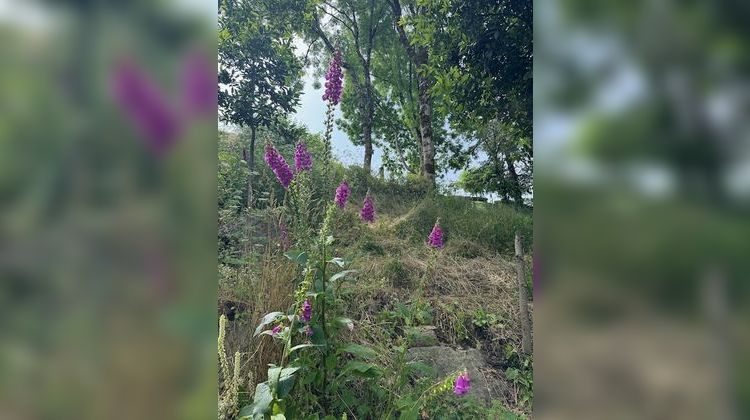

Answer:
[515,232,532,355]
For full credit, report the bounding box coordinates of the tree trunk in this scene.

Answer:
[417,68,436,185]
[243,126,257,256]
[246,125,256,209]
[515,232,532,356]
[362,68,374,173]
[505,155,524,207]
[390,0,436,186]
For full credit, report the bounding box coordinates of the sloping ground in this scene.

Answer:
[332,199,532,415]
[218,195,533,417]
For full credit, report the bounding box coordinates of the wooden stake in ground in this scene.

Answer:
[515,232,532,355]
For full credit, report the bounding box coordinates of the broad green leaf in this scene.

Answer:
[267,366,299,398]
[289,343,320,353]
[238,404,253,419]
[328,257,346,267]
[328,269,357,284]
[334,317,354,331]
[339,343,378,360]
[342,361,382,379]
[310,325,327,346]
[251,382,273,416]
[283,250,307,265]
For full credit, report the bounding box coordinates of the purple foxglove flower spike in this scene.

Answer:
[427,219,444,249]
[334,181,350,209]
[294,141,313,172]
[453,370,471,395]
[111,58,181,156]
[360,192,376,222]
[301,299,312,322]
[322,51,344,105]
[181,48,216,116]
[264,143,294,188]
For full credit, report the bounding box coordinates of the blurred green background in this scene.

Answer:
[0,1,216,419]
[535,0,750,418]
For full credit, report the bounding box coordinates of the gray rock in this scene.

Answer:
[405,326,439,348]
[406,346,504,404]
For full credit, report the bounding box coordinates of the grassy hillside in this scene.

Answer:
[218,174,533,419]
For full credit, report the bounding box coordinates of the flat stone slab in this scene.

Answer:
[406,346,503,404]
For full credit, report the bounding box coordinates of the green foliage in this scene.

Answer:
[502,344,533,409]
[425,397,525,420]
[456,121,531,206]
[471,308,504,330]
[409,0,532,139]
[219,0,304,130]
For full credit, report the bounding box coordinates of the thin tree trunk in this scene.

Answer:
[505,155,524,207]
[390,0,436,186]
[243,126,256,256]
[515,232,532,355]
[246,125,256,209]
[417,69,436,184]
[362,68,374,173]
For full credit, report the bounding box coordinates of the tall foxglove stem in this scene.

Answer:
[322,101,335,176]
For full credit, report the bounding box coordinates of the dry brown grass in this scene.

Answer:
[219,251,298,390]
[217,205,533,414]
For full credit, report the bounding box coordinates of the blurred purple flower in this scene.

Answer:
[322,51,343,105]
[264,143,294,188]
[301,299,312,322]
[111,58,180,156]
[453,371,471,395]
[360,193,375,223]
[427,219,444,249]
[181,49,216,116]
[334,181,350,209]
[294,141,313,172]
